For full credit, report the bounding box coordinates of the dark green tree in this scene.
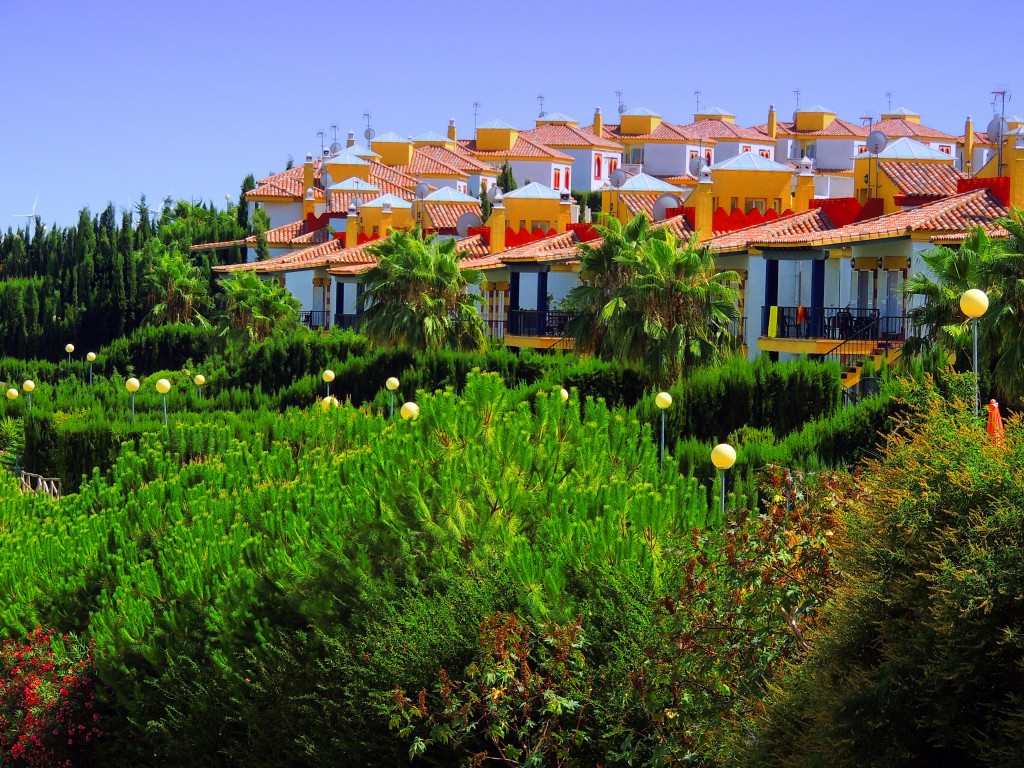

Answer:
[497,160,517,193]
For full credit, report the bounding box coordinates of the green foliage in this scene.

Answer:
[217,270,301,346]
[497,161,517,193]
[744,400,1024,768]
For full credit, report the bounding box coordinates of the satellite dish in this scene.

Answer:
[652,194,682,222]
[487,185,501,202]
[866,130,888,155]
[609,168,627,188]
[617,103,627,115]
[455,211,483,237]
[688,155,708,176]
[364,127,376,141]
[414,182,430,200]
[329,141,342,155]
[987,115,1009,145]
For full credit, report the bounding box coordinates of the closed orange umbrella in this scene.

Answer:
[987,399,1005,447]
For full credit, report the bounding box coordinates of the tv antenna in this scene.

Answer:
[473,101,480,131]
[363,112,375,142]
[330,124,339,143]
[695,90,701,113]
[615,90,626,115]
[793,89,801,111]
[537,94,546,118]
[316,130,326,154]
[860,111,876,128]
[992,86,1012,175]
[885,91,893,111]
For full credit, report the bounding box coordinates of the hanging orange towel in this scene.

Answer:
[796,305,806,325]
[987,399,1005,447]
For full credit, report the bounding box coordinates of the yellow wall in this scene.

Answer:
[854,157,951,211]
[413,138,457,150]
[372,141,414,167]
[620,114,661,135]
[711,170,794,213]
[325,160,370,181]
[695,112,735,124]
[359,206,413,236]
[503,197,562,233]
[477,127,518,151]
[794,110,835,132]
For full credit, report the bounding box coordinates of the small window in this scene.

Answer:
[857,145,868,154]
[518,220,526,230]
[730,197,739,211]
[741,145,752,153]
[773,198,782,213]
[689,150,699,161]
[745,199,766,214]
[609,157,619,173]
[939,145,952,155]
[630,147,644,164]
[759,149,771,159]
[804,142,816,159]
[594,155,602,179]
[564,168,570,189]
[372,226,379,235]
[531,220,550,233]
[553,169,561,189]
[705,149,713,165]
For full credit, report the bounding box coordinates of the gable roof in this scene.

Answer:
[459,134,574,161]
[423,187,480,203]
[871,137,955,161]
[417,144,497,175]
[710,152,795,172]
[520,123,623,150]
[394,148,469,179]
[879,162,963,198]
[708,208,837,253]
[592,120,710,144]
[503,182,562,199]
[611,172,683,192]
[871,117,957,141]
[751,117,869,139]
[477,119,517,130]
[424,202,481,231]
[677,119,774,142]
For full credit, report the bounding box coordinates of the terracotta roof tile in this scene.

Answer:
[459,135,574,161]
[753,189,1007,247]
[424,202,481,231]
[520,123,623,150]
[395,148,468,179]
[326,235,492,276]
[500,232,580,263]
[675,120,774,142]
[417,145,496,175]
[872,118,957,141]
[750,118,869,138]
[708,209,836,252]
[880,162,963,198]
[961,130,997,147]
[588,121,714,145]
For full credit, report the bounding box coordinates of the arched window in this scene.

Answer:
[594,155,602,179]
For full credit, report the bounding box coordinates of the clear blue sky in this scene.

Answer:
[1,0,1018,231]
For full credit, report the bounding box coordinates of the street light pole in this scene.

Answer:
[960,288,989,419]
[655,392,672,465]
[711,443,737,518]
[386,377,400,418]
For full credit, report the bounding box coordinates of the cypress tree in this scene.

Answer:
[497,160,517,193]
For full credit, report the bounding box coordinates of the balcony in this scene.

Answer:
[504,309,574,350]
[300,310,330,330]
[758,306,905,355]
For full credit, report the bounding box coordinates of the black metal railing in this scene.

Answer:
[333,313,359,330]
[760,306,899,341]
[300,310,330,329]
[728,316,746,341]
[507,309,572,337]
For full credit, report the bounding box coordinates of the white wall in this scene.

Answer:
[265,201,303,230]
[814,139,857,170]
[332,279,361,315]
[641,142,688,176]
[507,160,571,190]
[813,174,855,198]
[284,269,315,311]
[714,140,774,163]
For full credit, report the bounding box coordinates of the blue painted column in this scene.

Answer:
[763,258,779,336]
[355,283,364,317]
[811,259,825,337]
[509,272,521,335]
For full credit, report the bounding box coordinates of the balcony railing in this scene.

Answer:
[760,306,905,342]
[300,310,330,330]
[333,313,359,330]
[507,309,572,338]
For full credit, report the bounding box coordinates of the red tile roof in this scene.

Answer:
[395,148,468,179]
[459,135,574,161]
[500,231,580,263]
[326,235,492,275]
[588,121,713,145]
[707,209,836,252]
[752,189,1007,247]
[675,120,774,142]
[619,193,658,218]
[520,123,623,150]
[872,118,957,141]
[249,166,327,201]
[961,130,997,147]
[751,118,869,139]
[879,161,963,198]
[424,202,481,231]
[417,145,496,175]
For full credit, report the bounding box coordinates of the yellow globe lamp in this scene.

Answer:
[400,402,420,421]
[386,377,400,391]
[559,388,569,403]
[125,378,140,393]
[655,392,672,410]
[86,352,96,362]
[960,288,989,318]
[385,377,400,418]
[323,369,335,398]
[711,442,737,517]
[65,343,74,354]
[6,388,18,401]
[22,380,35,393]
[960,288,989,418]
[194,374,206,386]
[655,392,673,464]
[320,395,340,412]
[155,379,171,394]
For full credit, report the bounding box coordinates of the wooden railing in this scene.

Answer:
[19,472,61,500]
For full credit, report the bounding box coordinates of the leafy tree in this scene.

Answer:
[562,215,739,384]
[218,270,301,345]
[142,241,211,325]
[358,229,486,352]
[497,161,517,193]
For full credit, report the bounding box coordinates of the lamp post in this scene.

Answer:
[126,377,140,421]
[400,402,420,421]
[22,380,34,410]
[559,387,569,403]
[320,395,339,411]
[655,391,672,465]
[711,442,737,518]
[65,343,74,364]
[960,288,989,418]
[156,378,171,426]
[6,388,18,403]
[386,377,400,418]
[86,352,96,385]
[323,369,335,399]
[194,374,206,399]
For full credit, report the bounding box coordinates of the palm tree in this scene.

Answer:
[562,215,739,384]
[142,241,211,325]
[218,270,301,345]
[986,208,1024,401]
[358,229,486,352]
